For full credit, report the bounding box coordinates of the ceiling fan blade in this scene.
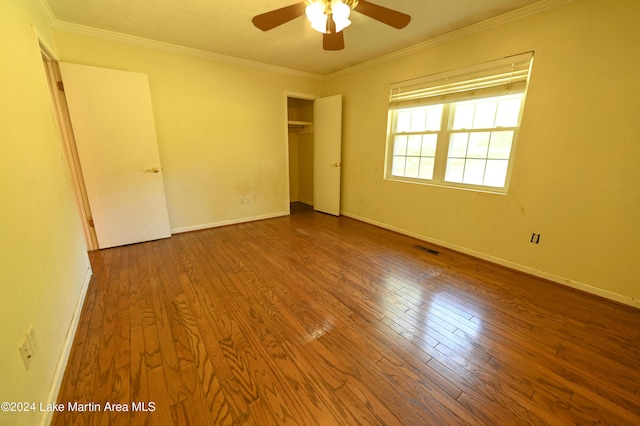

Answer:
[252,3,306,31]
[323,16,344,51]
[354,0,411,29]
[324,31,345,51]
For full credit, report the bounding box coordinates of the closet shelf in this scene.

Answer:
[288,120,313,134]
[288,120,312,127]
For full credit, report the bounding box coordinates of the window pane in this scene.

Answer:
[421,134,437,157]
[495,96,522,127]
[445,158,465,183]
[425,105,443,131]
[473,100,497,129]
[389,91,524,190]
[419,157,435,180]
[392,156,406,176]
[452,102,474,130]
[405,157,420,178]
[407,135,422,156]
[395,106,444,132]
[463,159,486,184]
[410,109,427,132]
[467,132,490,159]
[448,133,469,157]
[396,110,412,133]
[488,131,513,159]
[484,159,508,187]
[394,135,407,155]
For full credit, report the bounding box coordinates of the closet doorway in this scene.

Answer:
[286,93,342,216]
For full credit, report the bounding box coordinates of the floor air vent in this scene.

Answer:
[414,245,440,256]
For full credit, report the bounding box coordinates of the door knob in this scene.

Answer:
[146,167,161,173]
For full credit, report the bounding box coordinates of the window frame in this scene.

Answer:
[384,54,533,194]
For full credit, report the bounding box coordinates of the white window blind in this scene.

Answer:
[389,52,534,109]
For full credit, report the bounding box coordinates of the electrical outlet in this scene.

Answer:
[530,233,541,244]
[27,325,39,355]
[240,196,251,205]
[19,337,34,370]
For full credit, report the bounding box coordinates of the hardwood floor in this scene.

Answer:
[52,203,640,425]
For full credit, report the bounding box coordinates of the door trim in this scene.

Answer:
[39,38,98,251]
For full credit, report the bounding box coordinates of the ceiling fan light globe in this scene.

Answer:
[310,18,329,33]
[332,1,351,32]
[306,2,328,33]
[334,18,351,33]
[332,1,351,19]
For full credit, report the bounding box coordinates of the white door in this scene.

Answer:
[313,95,342,216]
[59,62,171,249]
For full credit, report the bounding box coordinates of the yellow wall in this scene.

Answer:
[287,130,313,205]
[52,30,323,232]
[0,2,92,425]
[288,131,300,202]
[325,0,640,306]
[297,132,315,206]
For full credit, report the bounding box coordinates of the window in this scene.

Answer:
[386,53,533,193]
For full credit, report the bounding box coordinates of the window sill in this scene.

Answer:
[384,176,509,195]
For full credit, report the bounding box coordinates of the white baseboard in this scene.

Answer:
[40,265,93,426]
[341,211,640,309]
[170,211,289,234]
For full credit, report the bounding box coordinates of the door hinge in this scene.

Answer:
[88,217,94,227]
[57,81,64,92]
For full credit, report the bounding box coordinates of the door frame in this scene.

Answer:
[39,37,98,251]
[283,91,317,215]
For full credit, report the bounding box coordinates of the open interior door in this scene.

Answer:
[313,95,342,216]
[59,62,171,249]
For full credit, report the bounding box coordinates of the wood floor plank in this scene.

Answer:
[129,326,150,426]
[169,285,234,423]
[143,242,189,406]
[246,397,295,426]
[153,239,194,369]
[146,366,178,426]
[53,203,640,425]
[334,381,405,425]
[177,361,216,426]
[225,298,319,425]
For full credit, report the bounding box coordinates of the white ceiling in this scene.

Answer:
[44,0,548,75]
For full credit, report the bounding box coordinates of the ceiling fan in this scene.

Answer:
[252,0,411,51]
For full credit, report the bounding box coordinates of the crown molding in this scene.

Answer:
[33,0,57,26]
[36,0,323,80]
[34,0,574,79]
[326,0,577,79]
[53,21,324,79]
